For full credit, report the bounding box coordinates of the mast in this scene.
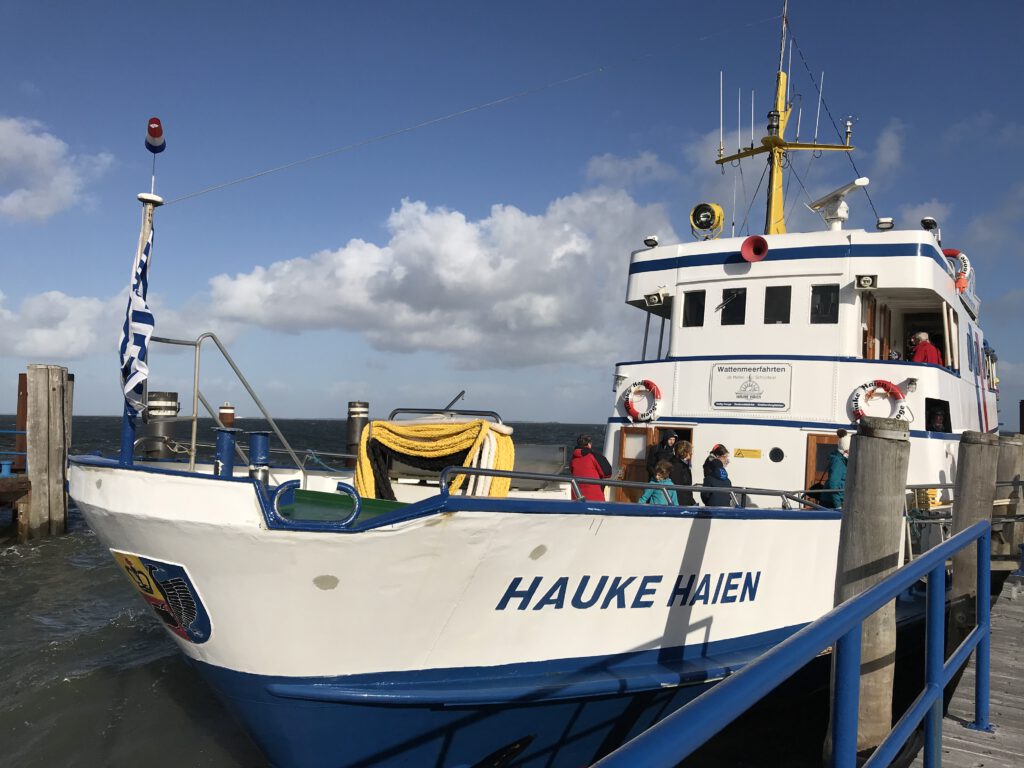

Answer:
[765,1,790,234]
[716,2,853,235]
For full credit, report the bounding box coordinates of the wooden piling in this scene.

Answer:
[24,364,70,540]
[828,415,911,754]
[995,434,1023,557]
[946,431,999,654]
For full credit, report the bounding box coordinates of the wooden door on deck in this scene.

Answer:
[616,426,693,502]
[805,433,840,497]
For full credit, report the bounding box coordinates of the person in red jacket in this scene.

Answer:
[570,434,612,502]
[910,331,943,365]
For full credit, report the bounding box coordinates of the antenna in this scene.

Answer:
[807,177,869,231]
[814,71,824,144]
[786,40,793,104]
[718,70,724,164]
[795,106,802,141]
[737,88,742,152]
[778,0,789,73]
[750,90,755,148]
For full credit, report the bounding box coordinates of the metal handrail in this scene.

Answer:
[386,407,503,423]
[436,466,824,510]
[150,332,302,474]
[594,520,992,767]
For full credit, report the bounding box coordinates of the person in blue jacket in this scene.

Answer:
[701,445,733,506]
[638,461,677,505]
[821,433,850,509]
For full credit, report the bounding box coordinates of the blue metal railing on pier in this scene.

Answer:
[0,428,27,475]
[595,520,992,768]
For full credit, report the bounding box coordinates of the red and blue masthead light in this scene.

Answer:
[145,117,166,153]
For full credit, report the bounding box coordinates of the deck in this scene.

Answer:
[910,574,1024,768]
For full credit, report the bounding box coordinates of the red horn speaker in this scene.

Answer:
[740,235,769,262]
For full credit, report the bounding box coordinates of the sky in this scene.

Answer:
[2,1,1023,424]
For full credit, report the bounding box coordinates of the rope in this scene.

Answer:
[354,420,514,499]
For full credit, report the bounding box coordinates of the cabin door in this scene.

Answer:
[616,426,692,502]
[805,433,840,497]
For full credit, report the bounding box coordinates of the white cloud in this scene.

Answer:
[585,151,677,187]
[209,189,678,367]
[943,111,1024,150]
[0,290,108,358]
[965,183,1024,250]
[0,117,113,221]
[898,199,952,231]
[869,119,904,182]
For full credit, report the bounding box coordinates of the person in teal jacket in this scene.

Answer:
[821,433,850,508]
[638,461,678,505]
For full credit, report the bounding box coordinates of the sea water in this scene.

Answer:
[0,417,603,768]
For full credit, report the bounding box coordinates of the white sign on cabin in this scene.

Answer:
[710,363,792,411]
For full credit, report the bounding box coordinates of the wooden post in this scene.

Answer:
[14,373,27,471]
[25,364,70,539]
[947,431,999,654]
[994,434,1023,557]
[828,415,911,755]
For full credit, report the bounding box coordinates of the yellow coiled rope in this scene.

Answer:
[355,419,515,499]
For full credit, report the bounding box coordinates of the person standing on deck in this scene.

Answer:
[910,331,943,365]
[645,432,677,478]
[821,433,850,509]
[701,445,733,507]
[670,440,697,505]
[570,434,612,502]
[638,461,677,505]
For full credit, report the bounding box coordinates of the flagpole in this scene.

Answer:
[120,117,167,465]
[119,192,163,465]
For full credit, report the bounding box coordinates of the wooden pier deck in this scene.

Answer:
[910,576,1024,768]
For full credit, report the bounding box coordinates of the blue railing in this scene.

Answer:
[595,520,992,768]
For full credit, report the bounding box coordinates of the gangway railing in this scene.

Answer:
[593,520,992,768]
[149,332,303,475]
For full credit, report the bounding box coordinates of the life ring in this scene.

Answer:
[850,379,908,421]
[943,248,971,293]
[622,379,661,422]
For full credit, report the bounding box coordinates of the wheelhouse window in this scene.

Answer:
[810,284,840,324]
[682,290,705,327]
[719,287,746,326]
[763,286,791,324]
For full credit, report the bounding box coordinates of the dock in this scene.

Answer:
[910,575,1024,768]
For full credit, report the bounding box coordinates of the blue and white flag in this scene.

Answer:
[119,227,155,414]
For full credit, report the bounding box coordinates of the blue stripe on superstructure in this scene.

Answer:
[604,415,960,441]
[615,353,960,377]
[629,242,951,275]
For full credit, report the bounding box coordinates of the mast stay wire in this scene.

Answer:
[789,32,880,220]
[166,14,783,207]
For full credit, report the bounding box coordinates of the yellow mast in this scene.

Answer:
[717,3,853,235]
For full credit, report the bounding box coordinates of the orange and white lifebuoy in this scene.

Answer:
[943,248,972,293]
[622,379,661,422]
[850,379,908,421]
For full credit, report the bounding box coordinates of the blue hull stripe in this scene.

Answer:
[629,242,952,275]
[187,626,801,767]
[255,624,803,705]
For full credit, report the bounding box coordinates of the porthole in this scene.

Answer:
[769,448,784,463]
